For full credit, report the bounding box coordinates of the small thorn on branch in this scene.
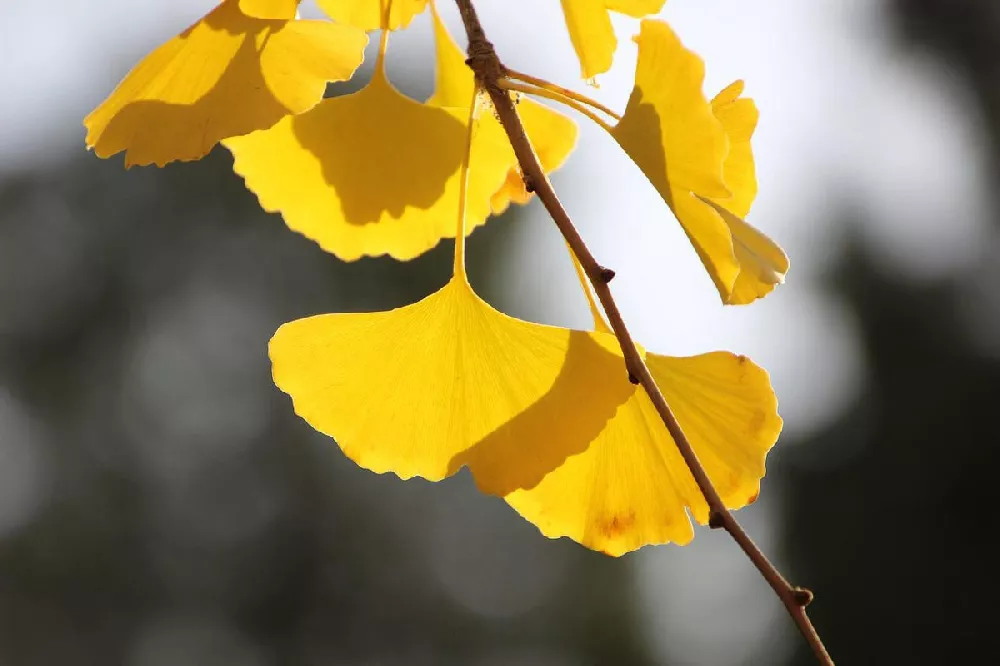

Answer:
[598,266,616,283]
[627,372,639,385]
[709,511,726,529]
[793,588,815,607]
[523,175,536,193]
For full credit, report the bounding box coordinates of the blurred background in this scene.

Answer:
[1,0,997,663]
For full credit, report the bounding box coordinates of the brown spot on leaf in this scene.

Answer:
[600,510,636,537]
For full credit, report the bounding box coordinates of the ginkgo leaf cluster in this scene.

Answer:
[83,0,789,556]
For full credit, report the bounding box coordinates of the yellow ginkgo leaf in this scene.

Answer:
[503,349,781,556]
[426,3,578,214]
[611,19,786,304]
[711,80,758,218]
[559,0,666,79]
[698,197,790,305]
[610,19,734,297]
[84,0,367,167]
[317,0,428,31]
[707,81,789,304]
[238,0,298,19]
[224,60,513,261]
[270,276,635,484]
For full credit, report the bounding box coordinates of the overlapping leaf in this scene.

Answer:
[271,277,635,483]
[709,81,790,303]
[83,0,788,557]
[226,10,576,261]
[503,348,780,555]
[610,19,787,304]
[85,0,367,167]
[224,60,510,260]
[271,238,780,556]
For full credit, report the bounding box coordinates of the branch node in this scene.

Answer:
[793,588,815,607]
[708,511,726,530]
[627,372,639,385]
[598,266,616,283]
[464,37,504,89]
[523,174,536,193]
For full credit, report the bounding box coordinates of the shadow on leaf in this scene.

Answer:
[95,27,291,167]
[290,76,467,226]
[450,332,634,497]
[611,98,672,209]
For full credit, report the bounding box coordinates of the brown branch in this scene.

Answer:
[451,1,834,664]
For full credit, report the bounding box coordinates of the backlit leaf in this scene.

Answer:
[611,19,787,304]
[84,0,367,167]
[559,0,666,79]
[708,81,789,304]
[504,349,781,555]
[225,62,512,260]
[271,277,634,484]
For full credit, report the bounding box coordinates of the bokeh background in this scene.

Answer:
[1,0,997,663]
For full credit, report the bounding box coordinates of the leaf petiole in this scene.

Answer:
[505,67,622,121]
[497,79,615,133]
